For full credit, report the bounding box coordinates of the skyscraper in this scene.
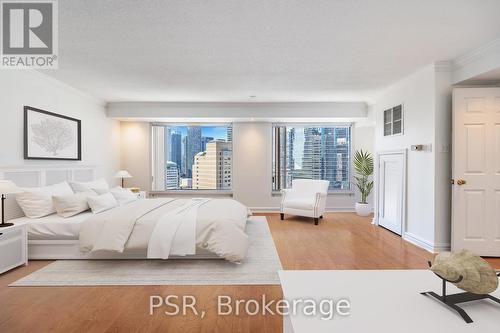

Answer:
[226,126,232,142]
[185,127,202,178]
[181,136,187,176]
[192,140,232,189]
[296,127,322,180]
[201,136,214,151]
[165,161,180,189]
[170,131,182,170]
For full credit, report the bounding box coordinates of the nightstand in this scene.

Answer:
[0,223,28,274]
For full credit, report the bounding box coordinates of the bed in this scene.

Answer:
[12,198,249,261]
[1,167,250,262]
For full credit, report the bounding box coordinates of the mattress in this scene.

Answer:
[12,212,92,240]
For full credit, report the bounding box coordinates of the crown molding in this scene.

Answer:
[435,61,453,72]
[452,38,500,68]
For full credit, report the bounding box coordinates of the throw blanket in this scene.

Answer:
[80,198,172,253]
[147,198,210,259]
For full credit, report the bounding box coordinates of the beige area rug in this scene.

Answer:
[11,216,282,286]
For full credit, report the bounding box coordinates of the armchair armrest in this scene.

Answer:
[314,192,328,217]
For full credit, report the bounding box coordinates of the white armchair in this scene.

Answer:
[280,179,330,225]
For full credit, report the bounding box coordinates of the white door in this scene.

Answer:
[452,88,500,256]
[377,152,405,235]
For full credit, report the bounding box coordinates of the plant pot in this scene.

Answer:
[355,202,371,217]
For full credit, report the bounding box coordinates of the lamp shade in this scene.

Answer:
[0,180,21,195]
[114,170,132,179]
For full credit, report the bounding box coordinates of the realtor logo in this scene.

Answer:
[1,1,58,68]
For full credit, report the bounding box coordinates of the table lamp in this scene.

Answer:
[0,180,21,228]
[115,170,132,187]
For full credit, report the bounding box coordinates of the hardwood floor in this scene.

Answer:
[0,213,497,332]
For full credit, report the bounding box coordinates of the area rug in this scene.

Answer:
[11,216,282,286]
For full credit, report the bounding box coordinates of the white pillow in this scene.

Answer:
[87,192,118,214]
[15,182,74,218]
[52,191,95,218]
[70,178,110,193]
[96,187,137,206]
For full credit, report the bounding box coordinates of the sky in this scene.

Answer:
[168,126,227,140]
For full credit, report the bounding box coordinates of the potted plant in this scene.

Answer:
[353,149,374,216]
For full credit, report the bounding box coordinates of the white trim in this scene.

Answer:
[452,38,500,68]
[434,61,453,72]
[374,149,407,235]
[150,190,233,196]
[403,232,450,253]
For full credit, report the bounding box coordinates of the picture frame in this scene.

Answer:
[24,106,81,160]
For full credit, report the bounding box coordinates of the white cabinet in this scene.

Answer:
[0,223,28,274]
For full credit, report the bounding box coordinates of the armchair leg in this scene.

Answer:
[280,213,284,221]
[314,218,319,225]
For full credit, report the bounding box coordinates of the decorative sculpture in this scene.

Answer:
[421,249,500,323]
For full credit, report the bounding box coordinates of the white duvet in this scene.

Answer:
[79,198,250,262]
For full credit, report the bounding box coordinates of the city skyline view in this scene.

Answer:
[151,125,232,191]
[273,126,351,191]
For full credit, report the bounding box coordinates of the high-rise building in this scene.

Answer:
[321,128,336,186]
[170,131,182,170]
[181,136,187,176]
[165,161,180,189]
[192,140,232,189]
[151,125,165,190]
[226,126,232,142]
[201,136,214,151]
[331,127,350,189]
[164,127,171,167]
[185,127,202,178]
[295,127,322,180]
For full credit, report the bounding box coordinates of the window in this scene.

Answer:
[272,125,352,191]
[151,124,232,191]
[383,105,403,136]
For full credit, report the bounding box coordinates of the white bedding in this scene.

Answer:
[16,198,250,262]
[80,198,250,262]
[12,212,92,240]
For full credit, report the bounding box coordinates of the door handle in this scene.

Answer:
[457,179,466,186]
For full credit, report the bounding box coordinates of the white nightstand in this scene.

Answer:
[0,223,28,274]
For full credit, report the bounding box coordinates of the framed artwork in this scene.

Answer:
[24,106,81,160]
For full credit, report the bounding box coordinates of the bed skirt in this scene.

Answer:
[28,240,221,260]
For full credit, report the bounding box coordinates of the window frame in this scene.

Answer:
[271,123,354,194]
[150,122,233,193]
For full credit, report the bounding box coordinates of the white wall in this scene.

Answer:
[0,70,121,184]
[119,119,375,211]
[120,122,150,190]
[373,63,452,252]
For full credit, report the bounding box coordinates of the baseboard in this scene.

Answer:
[249,207,357,213]
[403,232,450,253]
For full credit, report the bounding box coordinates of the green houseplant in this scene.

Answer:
[353,149,374,216]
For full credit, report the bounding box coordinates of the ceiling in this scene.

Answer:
[42,0,500,103]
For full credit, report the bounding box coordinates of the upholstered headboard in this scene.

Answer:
[0,166,98,220]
